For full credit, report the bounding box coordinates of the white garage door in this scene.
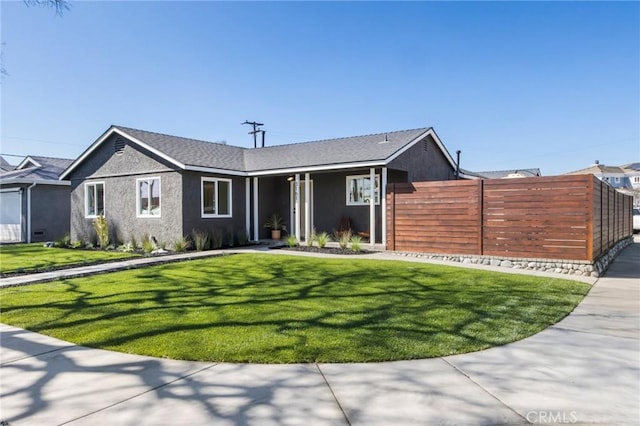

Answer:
[1,190,22,242]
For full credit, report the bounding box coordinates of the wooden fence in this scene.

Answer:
[386,175,633,261]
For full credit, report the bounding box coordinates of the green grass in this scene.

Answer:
[0,254,590,363]
[0,243,140,274]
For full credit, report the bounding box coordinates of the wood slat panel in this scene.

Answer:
[386,174,633,261]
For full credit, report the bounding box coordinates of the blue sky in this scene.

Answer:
[1,1,638,175]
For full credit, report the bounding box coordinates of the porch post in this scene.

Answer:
[381,167,387,248]
[245,178,251,240]
[369,167,376,248]
[253,177,259,241]
[304,173,310,243]
[295,174,301,241]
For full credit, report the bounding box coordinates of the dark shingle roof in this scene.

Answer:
[62,125,443,179]
[1,155,73,183]
[243,128,431,171]
[114,126,432,173]
[116,126,246,172]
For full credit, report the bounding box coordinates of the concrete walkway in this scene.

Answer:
[1,241,638,425]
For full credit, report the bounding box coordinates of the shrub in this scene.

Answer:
[130,234,139,250]
[192,229,209,251]
[173,236,190,252]
[92,215,110,249]
[350,235,363,252]
[315,232,330,249]
[210,229,223,249]
[286,234,298,248]
[237,230,249,246]
[226,229,235,248]
[306,229,316,247]
[141,233,156,253]
[54,233,71,248]
[336,229,351,249]
[118,242,135,253]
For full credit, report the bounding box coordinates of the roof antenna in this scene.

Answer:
[242,120,265,148]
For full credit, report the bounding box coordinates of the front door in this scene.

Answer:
[290,180,313,239]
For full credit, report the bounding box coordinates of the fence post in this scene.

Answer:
[587,176,594,261]
[600,179,603,258]
[388,183,395,251]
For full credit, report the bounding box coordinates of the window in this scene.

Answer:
[85,182,105,218]
[346,174,380,206]
[634,176,640,183]
[137,177,161,217]
[201,177,232,217]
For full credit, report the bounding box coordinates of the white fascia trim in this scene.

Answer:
[0,179,71,186]
[184,165,247,177]
[458,172,479,180]
[385,128,458,170]
[0,187,22,192]
[248,161,386,177]
[16,156,41,169]
[60,127,186,180]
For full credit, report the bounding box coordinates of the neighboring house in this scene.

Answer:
[0,156,72,243]
[565,161,634,190]
[565,161,638,207]
[0,156,16,172]
[461,168,541,179]
[622,163,640,208]
[60,125,458,248]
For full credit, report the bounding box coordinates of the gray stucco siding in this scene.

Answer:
[70,171,183,246]
[70,134,177,180]
[388,134,455,182]
[30,185,70,242]
[181,171,248,242]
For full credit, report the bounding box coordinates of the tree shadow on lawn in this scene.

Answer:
[0,256,588,363]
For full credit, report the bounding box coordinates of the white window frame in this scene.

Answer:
[201,177,233,218]
[346,174,380,206]
[136,177,161,218]
[85,181,105,218]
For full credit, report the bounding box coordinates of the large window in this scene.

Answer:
[202,177,232,218]
[137,177,161,217]
[346,174,380,206]
[85,182,105,218]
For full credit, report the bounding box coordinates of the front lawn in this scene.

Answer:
[0,243,140,275]
[0,254,590,363]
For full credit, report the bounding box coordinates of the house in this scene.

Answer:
[461,168,542,179]
[622,163,640,208]
[60,125,458,248]
[0,155,73,243]
[565,161,633,190]
[565,161,638,207]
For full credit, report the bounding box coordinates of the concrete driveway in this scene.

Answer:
[1,241,638,425]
